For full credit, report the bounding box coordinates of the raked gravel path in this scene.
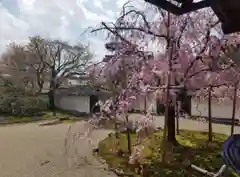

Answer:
[0,121,115,177]
[0,114,239,177]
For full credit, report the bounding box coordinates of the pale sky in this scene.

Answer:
[0,0,218,62]
[0,0,142,61]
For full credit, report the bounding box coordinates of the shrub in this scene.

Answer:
[0,94,48,116]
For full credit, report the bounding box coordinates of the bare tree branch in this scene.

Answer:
[91,22,167,41]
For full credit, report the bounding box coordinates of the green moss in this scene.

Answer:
[62,119,76,124]
[42,111,82,120]
[1,116,41,124]
[42,111,65,119]
[98,130,240,177]
[0,111,82,125]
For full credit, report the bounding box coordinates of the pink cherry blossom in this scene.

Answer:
[90,2,240,163]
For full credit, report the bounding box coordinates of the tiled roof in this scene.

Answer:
[55,85,110,96]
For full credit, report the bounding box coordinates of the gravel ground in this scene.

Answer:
[0,114,239,177]
[129,113,240,135]
[0,121,115,177]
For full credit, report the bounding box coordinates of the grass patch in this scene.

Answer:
[98,130,240,177]
[42,111,85,121]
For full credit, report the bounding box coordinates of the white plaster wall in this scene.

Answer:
[191,98,240,119]
[55,95,90,113]
[132,94,157,113]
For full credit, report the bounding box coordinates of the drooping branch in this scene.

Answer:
[183,20,220,79]
[90,6,168,42]
[176,17,189,48]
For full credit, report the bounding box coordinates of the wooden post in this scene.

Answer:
[231,82,238,135]
[144,94,147,115]
[122,58,131,154]
[126,115,131,154]
[208,86,212,142]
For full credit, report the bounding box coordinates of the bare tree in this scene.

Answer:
[26,36,49,93]
[1,36,93,115]
[0,43,38,94]
[28,36,93,115]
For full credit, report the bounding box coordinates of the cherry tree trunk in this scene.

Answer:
[167,104,176,142]
[231,82,238,135]
[208,87,212,142]
[112,95,121,154]
[163,36,175,144]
